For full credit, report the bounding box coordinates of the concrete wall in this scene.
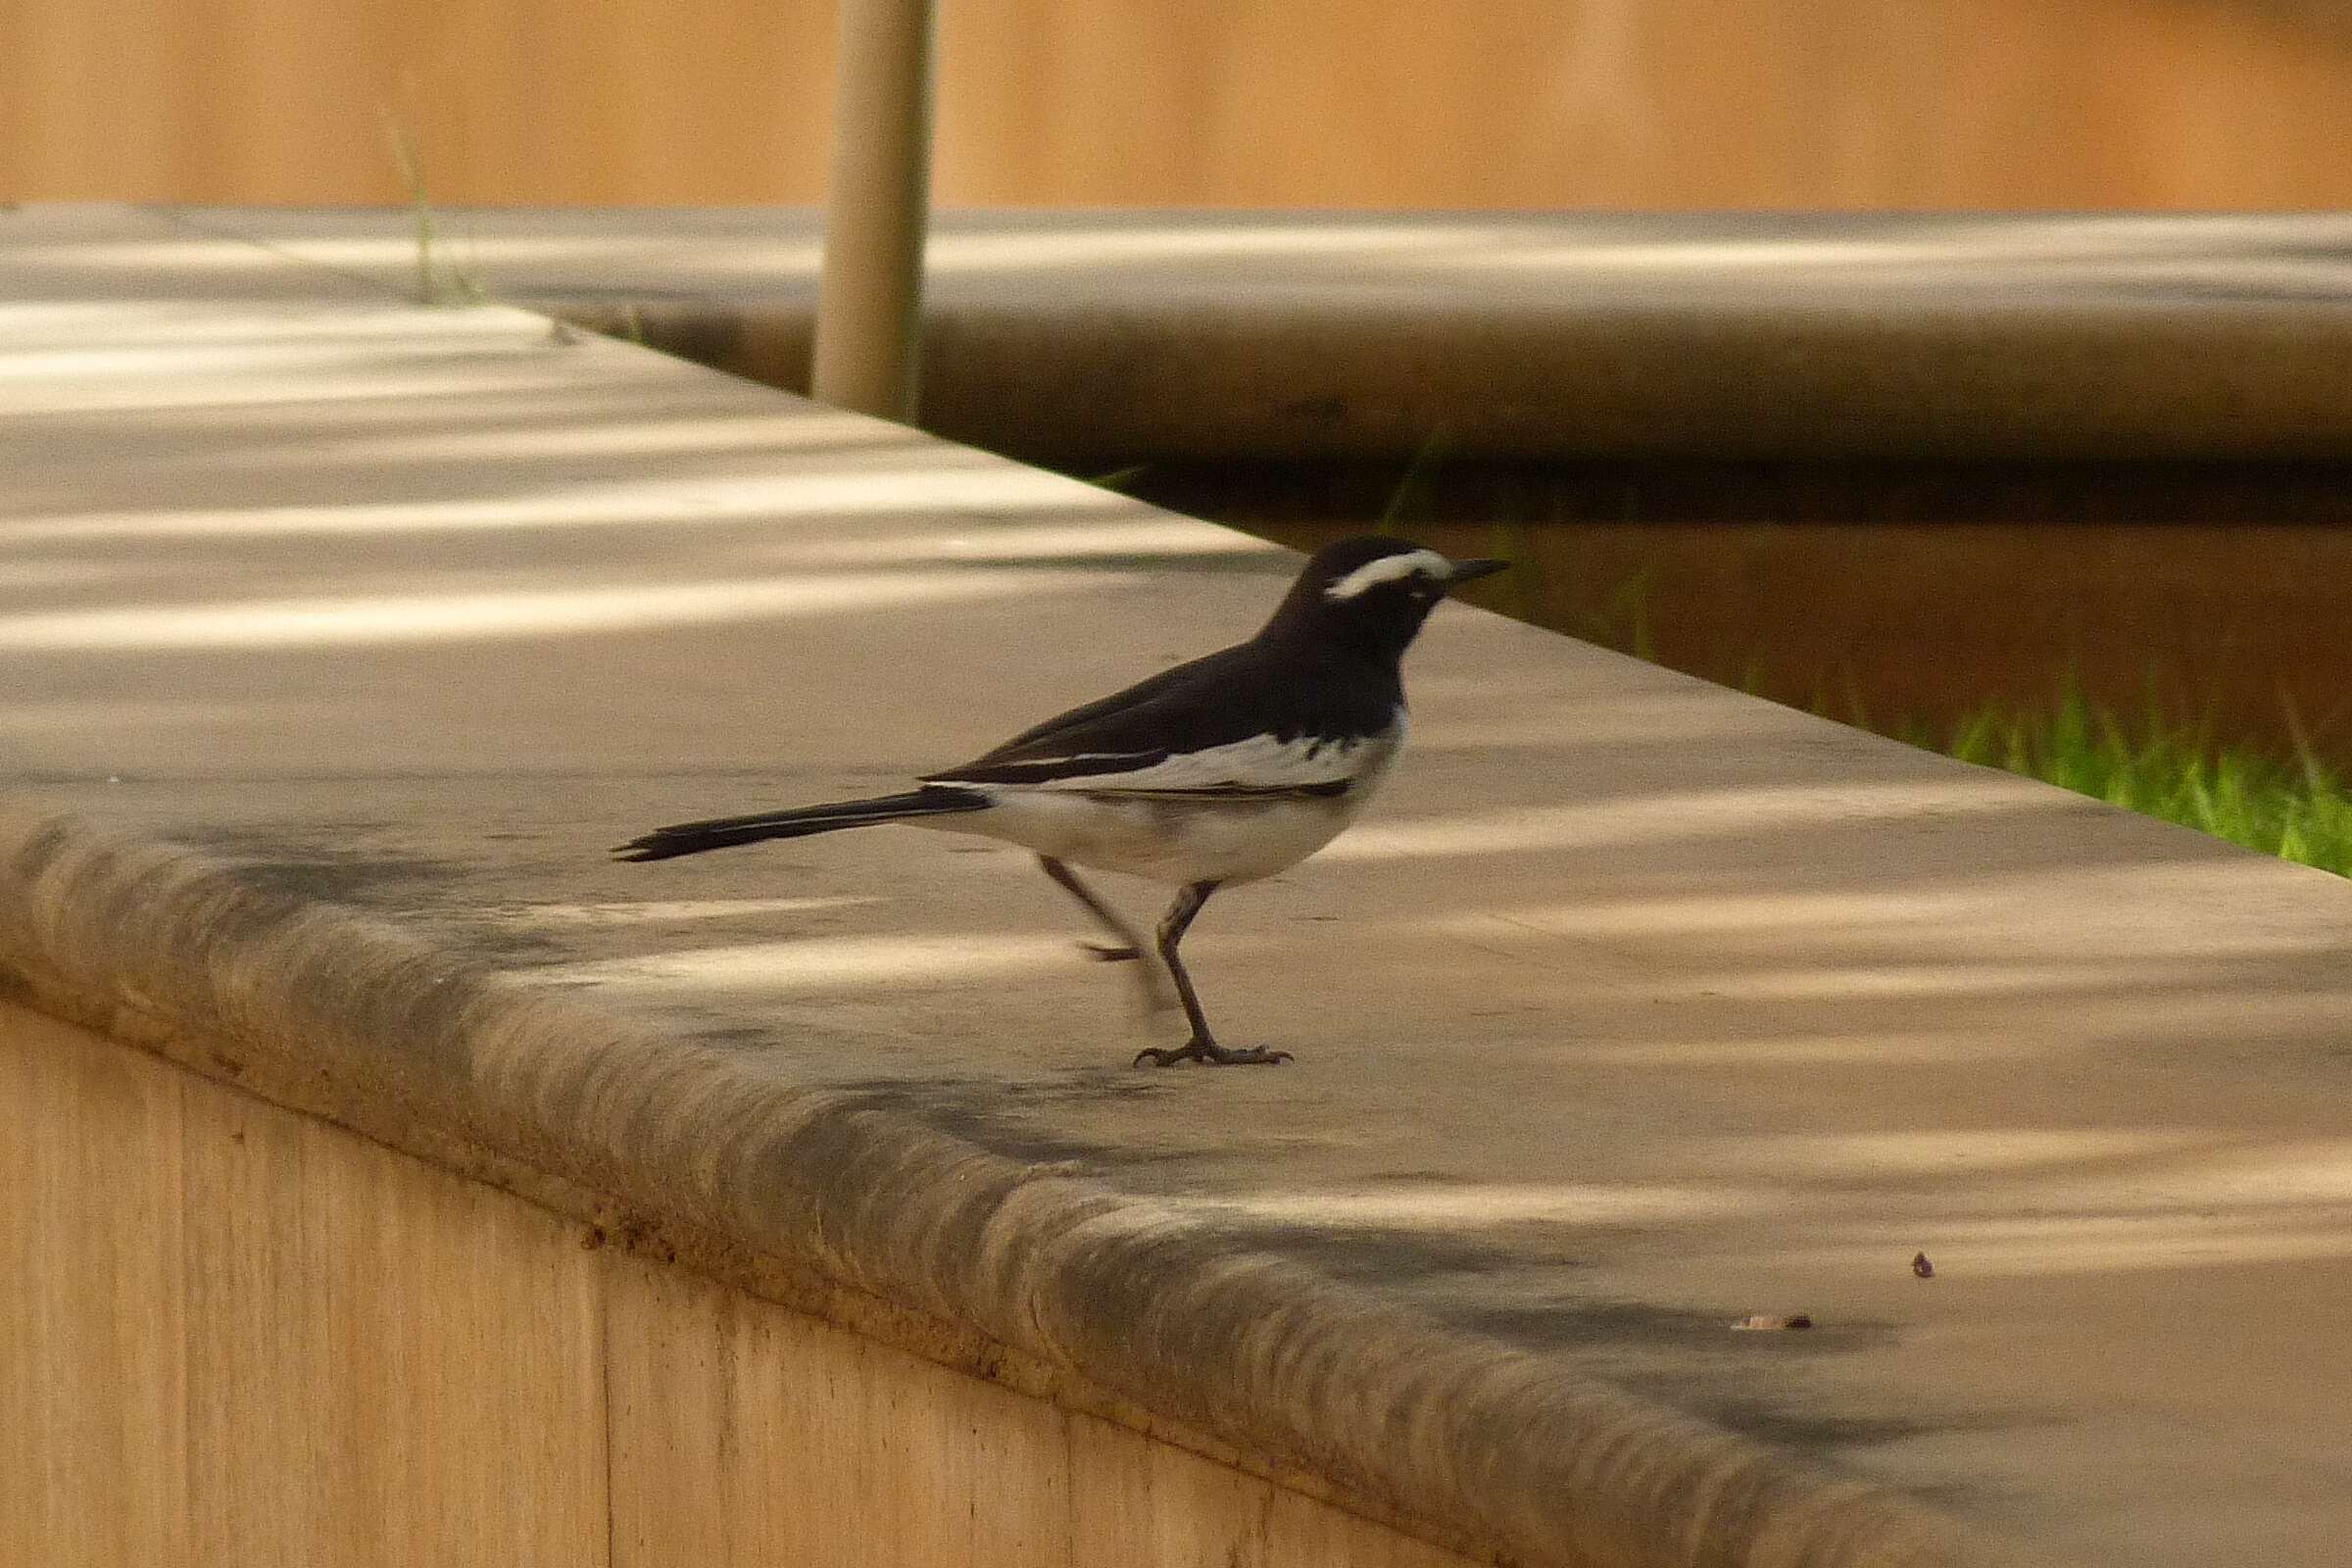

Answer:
[8,0,2352,208]
[0,1003,1475,1568]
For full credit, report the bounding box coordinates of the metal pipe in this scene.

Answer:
[810,0,938,422]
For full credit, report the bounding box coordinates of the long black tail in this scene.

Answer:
[612,785,989,862]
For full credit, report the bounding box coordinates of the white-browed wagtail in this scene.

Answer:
[614,535,1506,1066]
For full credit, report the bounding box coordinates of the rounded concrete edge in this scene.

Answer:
[0,804,2047,1568]
[544,297,2352,464]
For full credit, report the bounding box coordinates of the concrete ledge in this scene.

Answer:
[0,807,2022,1568]
[179,206,2352,463]
[13,202,2352,1567]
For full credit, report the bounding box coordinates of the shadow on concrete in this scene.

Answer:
[12,217,2352,1546]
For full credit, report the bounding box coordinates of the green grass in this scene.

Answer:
[1401,521,2352,877]
[1441,491,2352,878]
[1094,458,2352,878]
[1907,686,2352,876]
[380,110,487,307]
[1375,429,1451,536]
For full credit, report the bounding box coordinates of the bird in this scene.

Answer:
[613,535,1506,1066]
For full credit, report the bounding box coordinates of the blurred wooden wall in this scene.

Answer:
[7,0,2352,208]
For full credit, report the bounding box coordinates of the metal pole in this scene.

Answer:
[811,0,938,422]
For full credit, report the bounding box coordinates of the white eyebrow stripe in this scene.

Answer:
[1324,549,1448,601]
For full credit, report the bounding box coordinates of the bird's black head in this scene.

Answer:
[1260,535,1508,661]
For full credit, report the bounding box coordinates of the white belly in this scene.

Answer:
[935,788,1361,885]
[927,714,1404,887]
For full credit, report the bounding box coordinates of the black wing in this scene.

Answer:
[922,639,1396,792]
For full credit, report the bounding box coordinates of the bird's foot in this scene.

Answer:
[1133,1038,1295,1068]
[1079,941,1141,962]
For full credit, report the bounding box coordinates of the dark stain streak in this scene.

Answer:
[167,824,569,962]
[172,824,447,904]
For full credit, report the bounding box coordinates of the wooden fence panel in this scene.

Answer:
[5,1,2351,208]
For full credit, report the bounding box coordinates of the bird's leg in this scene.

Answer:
[1037,856,1177,1010]
[1038,856,1145,959]
[1133,881,1293,1067]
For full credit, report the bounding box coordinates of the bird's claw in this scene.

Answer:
[1133,1041,1295,1068]
[1080,941,1141,962]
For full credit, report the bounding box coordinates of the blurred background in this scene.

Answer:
[11,0,2352,863]
[8,0,2352,209]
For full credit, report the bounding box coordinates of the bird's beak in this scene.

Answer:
[1444,557,1510,587]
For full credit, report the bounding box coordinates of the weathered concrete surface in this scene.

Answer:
[173,204,2352,462]
[5,204,2351,1564]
